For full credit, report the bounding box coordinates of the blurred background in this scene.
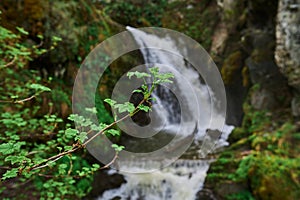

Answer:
[0,0,299,199]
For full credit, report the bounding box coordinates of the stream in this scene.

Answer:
[97,27,234,200]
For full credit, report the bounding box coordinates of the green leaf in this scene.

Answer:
[141,85,148,92]
[5,156,30,165]
[64,146,73,151]
[0,143,15,155]
[104,99,116,107]
[138,104,151,112]
[115,102,135,113]
[91,124,102,131]
[127,71,151,79]
[107,129,120,136]
[156,72,174,80]
[65,128,79,138]
[92,164,100,169]
[85,107,97,114]
[52,36,62,42]
[29,83,51,92]
[148,97,157,102]
[16,27,29,35]
[132,89,143,93]
[2,168,19,180]
[149,67,159,75]
[111,144,125,152]
[76,132,88,143]
[37,34,44,40]
[68,114,79,121]
[80,118,93,127]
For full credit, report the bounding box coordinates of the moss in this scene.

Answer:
[205,97,300,199]
[242,66,250,87]
[221,51,243,85]
[228,127,248,143]
[161,0,218,50]
[251,48,272,63]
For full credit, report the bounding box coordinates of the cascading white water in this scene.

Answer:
[97,27,234,200]
[99,160,212,200]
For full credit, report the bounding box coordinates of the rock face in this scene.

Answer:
[202,0,299,199]
[275,0,300,116]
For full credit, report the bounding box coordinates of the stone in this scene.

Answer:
[275,0,300,116]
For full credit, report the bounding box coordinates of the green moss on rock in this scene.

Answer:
[221,51,243,85]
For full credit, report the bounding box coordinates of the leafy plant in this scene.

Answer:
[0,23,174,197]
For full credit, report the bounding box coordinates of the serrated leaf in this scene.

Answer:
[127,72,135,79]
[0,143,15,155]
[91,124,102,131]
[104,99,116,107]
[127,71,150,79]
[149,67,159,75]
[76,132,88,143]
[111,144,125,152]
[138,104,151,112]
[65,128,78,138]
[67,114,76,121]
[107,129,120,136]
[2,168,19,180]
[5,156,30,165]
[115,102,135,113]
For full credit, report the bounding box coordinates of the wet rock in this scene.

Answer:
[245,30,291,110]
[291,94,300,116]
[275,0,300,116]
[196,188,217,200]
[86,170,125,199]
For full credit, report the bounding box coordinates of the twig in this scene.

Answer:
[99,152,118,170]
[31,155,66,170]
[29,99,146,171]
[0,95,36,104]
[30,146,80,171]
[37,153,118,179]
[14,95,36,104]
[0,56,16,69]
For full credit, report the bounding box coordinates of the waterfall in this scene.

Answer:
[99,160,212,200]
[97,27,234,200]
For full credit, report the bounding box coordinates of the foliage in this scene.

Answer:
[206,102,300,200]
[226,191,255,200]
[161,0,218,49]
[103,0,168,27]
[0,19,174,198]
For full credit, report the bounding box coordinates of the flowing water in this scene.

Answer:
[97,27,234,200]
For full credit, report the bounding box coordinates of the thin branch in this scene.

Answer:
[99,152,118,170]
[82,114,130,147]
[30,146,80,171]
[14,95,36,104]
[31,155,66,171]
[29,100,145,171]
[0,56,16,69]
[0,95,36,104]
[0,166,11,170]
[37,153,119,179]
[29,86,151,172]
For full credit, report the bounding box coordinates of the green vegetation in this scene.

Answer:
[206,103,300,200]
[1,0,299,199]
[0,20,173,198]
